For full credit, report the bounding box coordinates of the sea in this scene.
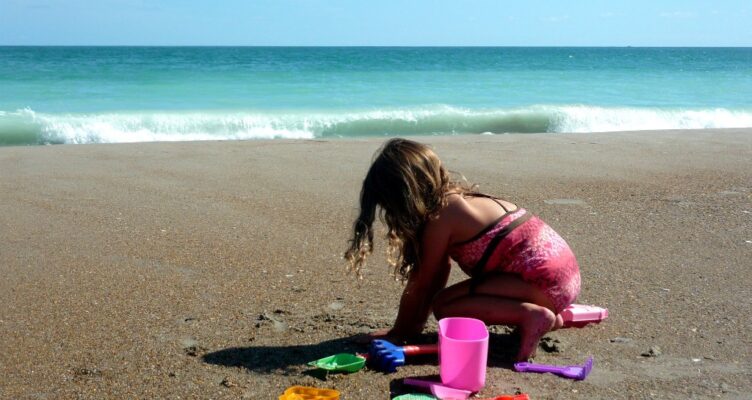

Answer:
[1,46,751,146]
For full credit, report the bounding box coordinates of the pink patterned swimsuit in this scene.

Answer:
[448,200,581,313]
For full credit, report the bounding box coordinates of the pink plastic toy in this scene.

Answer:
[560,304,608,328]
[438,317,489,392]
[403,378,472,400]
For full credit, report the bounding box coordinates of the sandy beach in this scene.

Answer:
[1,129,750,399]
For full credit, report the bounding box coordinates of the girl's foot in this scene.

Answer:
[515,306,556,361]
[552,313,564,331]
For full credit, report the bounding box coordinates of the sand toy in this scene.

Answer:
[369,340,438,372]
[403,378,473,399]
[438,317,489,392]
[513,356,593,380]
[279,386,340,400]
[393,394,438,400]
[477,395,530,400]
[561,304,609,328]
[307,353,366,373]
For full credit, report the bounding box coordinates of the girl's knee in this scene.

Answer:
[432,284,474,320]
[522,303,556,325]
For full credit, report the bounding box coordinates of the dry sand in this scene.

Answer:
[0,129,750,399]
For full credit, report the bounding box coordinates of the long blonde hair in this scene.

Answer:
[344,138,473,281]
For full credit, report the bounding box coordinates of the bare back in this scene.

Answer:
[432,193,518,247]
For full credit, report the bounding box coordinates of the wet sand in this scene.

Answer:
[1,129,750,399]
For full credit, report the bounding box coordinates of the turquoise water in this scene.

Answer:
[1,46,751,145]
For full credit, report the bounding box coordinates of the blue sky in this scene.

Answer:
[1,0,750,46]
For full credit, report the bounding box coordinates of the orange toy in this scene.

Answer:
[279,386,340,400]
[479,394,530,400]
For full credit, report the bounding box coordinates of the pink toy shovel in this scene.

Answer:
[513,356,593,380]
[403,378,472,400]
[560,304,608,328]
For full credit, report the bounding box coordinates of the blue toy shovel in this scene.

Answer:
[369,339,438,373]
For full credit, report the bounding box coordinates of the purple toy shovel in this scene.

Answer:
[513,356,593,380]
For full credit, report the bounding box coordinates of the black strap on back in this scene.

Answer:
[469,211,533,294]
[465,192,511,213]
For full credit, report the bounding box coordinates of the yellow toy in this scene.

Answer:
[279,385,340,400]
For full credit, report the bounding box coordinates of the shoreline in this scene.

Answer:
[1,128,750,399]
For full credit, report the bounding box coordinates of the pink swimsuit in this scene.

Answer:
[448,201,581,313]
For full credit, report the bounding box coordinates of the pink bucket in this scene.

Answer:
[438,317,489,392]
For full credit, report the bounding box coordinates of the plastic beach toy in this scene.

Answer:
[513,356,593,380]
[438,317,489,392]
[392,394,438,400]
[561,304,609,328]
[403,378,472,400]
[477,395,530,400]
[369,340,438,372]
[307,353,366,373]
[279,386,340,400]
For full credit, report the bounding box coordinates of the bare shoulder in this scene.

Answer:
[424,194,483,247]
[442,192,516,214]
[426,194,474,232]
[439,193,474,219]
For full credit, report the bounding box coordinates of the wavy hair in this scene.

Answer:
[344,138,474,281]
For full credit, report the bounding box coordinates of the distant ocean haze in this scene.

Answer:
[1,46,750,145]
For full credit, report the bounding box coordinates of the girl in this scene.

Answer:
[344,138,581,361]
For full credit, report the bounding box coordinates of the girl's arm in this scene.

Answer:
[388,220,453,339]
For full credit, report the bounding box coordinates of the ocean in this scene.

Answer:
[1,46,751,146]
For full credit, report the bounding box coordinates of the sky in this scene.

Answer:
[0,0,750,46]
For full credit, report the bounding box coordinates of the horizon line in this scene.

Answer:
[1,44,750,48]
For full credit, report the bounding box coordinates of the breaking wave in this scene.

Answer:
[2,105,751,146]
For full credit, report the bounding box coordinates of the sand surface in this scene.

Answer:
[1,129,750,399]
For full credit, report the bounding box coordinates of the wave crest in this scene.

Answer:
[1,105,751,145]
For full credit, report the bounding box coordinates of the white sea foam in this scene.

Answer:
[32,110,315,144]
[550,105,752,132]
[1,105,751,145]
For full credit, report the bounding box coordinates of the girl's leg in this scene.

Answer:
[432,273,561,361]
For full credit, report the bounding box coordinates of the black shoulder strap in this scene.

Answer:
[466,192,510,212]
